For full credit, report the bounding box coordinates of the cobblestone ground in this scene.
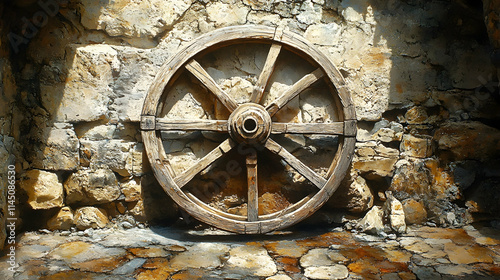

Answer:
[0,224,499,280]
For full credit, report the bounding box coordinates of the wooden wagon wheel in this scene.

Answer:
[141,25,356,234]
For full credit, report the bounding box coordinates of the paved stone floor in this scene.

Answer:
[0,223,499,279]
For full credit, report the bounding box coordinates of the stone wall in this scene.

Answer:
[2,0,500,238]
[0,2,19,250]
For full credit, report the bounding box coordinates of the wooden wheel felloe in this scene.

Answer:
[141,25,356,234]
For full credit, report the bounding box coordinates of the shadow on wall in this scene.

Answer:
[327,0,500,224]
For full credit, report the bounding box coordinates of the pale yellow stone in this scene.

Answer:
[169,243,230,271]
[226,245,277,277]
[121,178,142,202]
[74,207,109,230]
[20,170,64,210]
[47,207,74,231]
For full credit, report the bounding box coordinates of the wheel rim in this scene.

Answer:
[141,25,356,234]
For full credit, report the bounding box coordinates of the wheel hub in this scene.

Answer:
[228,103,272,144]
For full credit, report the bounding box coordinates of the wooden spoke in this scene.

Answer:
[266,68,324,116]
[156,118,228,132]
[264,138,326,189]
[185,59,239,112]
[272,122,344,135]
[246,153,258,222]
[250,43,282,103]
[174,138,236,188]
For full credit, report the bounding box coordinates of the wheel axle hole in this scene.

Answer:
[243,117,258,134]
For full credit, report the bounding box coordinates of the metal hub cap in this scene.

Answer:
[228,103,272,144]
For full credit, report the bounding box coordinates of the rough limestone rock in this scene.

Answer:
[383,192,406,234]
[80,140,133,176]
[40,44,118,122]
[20,170,64,210]
[390,159,431,196]
[405,106,432,124]
[356,141,399,158]
[304,265,349,280]
[64,169,120,205]
[353,157,398,178]
[129,143,150,176]
[79,0,193,39]
[356,206,384,235]
[305,23,341,46]
[74,207,109,230]
[121,178,142,202]
[300,248,347,267]
[128,200,146,222]
[110,47,159,122]
[206,2,249,27]
[400,134,433,158]
[434,121,500,161]
[357,120,404,143]
[74,123,117,141]
[402,198,428,225]
[226,245,277,277]
[353,141,399,178]
[47,207,74,231]
[32,126,79,171]
[328,174,373,213]
[168,243,230,270]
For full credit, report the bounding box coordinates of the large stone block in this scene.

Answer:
[20,170,64,210]
[32,126,79,171]
[357,120,404,143]
[383,192,406,234]
[121,177,142,202]
[79,0,193,38]
[431,89,500,121]
[434,121,500,161]
[356,206,384,235]
[40,44,118,122]
[402,198,427,225]
[47,207,74,231]
[353,153,398,178]
[64,169,120,205]
[400,134,432,158]
[80,140,134,176]
[110,47,158,122]
[74,206,109,230]
[206,2,249,27]
[389,159,431,196]
[328,173,374,213]
[130,143,151,176]
[390,158,459,203]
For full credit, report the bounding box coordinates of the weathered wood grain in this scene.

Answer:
[272,122,344,135]
[246,153,258,222]
[264,138,326,189]
[250,43,282,103]
[174,138,235,188]
[185,59,239,112]
[266,68,324,116]
[156,118,228,132]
